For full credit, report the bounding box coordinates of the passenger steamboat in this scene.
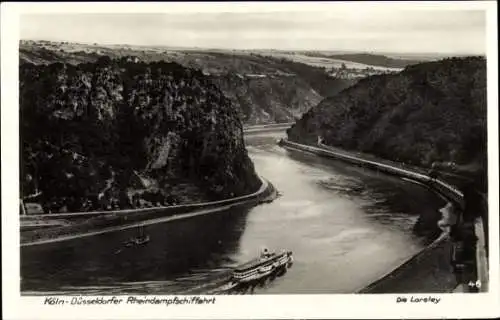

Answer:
[230,248,293,284]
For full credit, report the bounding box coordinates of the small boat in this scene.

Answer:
[230,249,293,285]
[134,234,151,245]
[124,225,150,247]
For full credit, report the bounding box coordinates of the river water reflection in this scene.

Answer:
[21,131,445,294]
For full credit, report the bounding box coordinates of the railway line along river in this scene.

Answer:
[21,129,446,295]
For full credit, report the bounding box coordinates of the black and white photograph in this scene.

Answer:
[2,1,498,319]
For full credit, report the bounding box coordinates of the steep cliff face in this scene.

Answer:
[210,72,322,124]
[288,57,487,188]
[20,57,261,213]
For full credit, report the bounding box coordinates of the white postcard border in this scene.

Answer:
[2,2,499,319]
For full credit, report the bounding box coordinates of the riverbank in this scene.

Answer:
[278,138,487,293]
[357,233,456,293]
[243,122,295,134]
[21,177,277,246]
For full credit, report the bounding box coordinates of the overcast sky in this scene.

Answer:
[20,9,486,54]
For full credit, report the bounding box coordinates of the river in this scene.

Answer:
[21,130,445,295]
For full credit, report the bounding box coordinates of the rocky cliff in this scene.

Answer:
[210,72,322,124]
[288,57,487,190]
[20,56,261,213]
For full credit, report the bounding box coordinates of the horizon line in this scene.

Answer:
[19,38,485,57]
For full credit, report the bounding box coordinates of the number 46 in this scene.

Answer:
[468,280,482,288]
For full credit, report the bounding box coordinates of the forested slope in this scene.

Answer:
[288,57,487,190]
[20,57,261,213]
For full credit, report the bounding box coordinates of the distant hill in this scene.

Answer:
[19,40,356,125]
[288,57,487,191]
[326,53,424,69]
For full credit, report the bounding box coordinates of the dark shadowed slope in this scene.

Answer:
[20,57,260,213]
[288,57,487,190]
